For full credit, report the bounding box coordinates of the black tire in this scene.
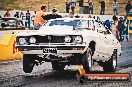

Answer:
[23,54,35,73]
[82,48,92,73]
[103,50,117,72]
[51,62,65,71]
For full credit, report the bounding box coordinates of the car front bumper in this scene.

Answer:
[16,43,87,55]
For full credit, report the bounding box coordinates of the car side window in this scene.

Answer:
[88,20,95,30]
[77,20,88,28]
[80,20,88,28]
[77,20,95,30]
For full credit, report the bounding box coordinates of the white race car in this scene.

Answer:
[16,18,122,73]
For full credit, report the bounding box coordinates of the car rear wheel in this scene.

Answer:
[23,54,35,73]
[51,62,65,71]
[103,50,117,72]
[82,48,92,73]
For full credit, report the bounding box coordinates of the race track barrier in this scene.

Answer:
[0,34,23,61]
[127,17,132,34]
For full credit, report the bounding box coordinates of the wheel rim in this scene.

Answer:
[87,49,92,67]
[29,60,34,68]
[113,53,117,69]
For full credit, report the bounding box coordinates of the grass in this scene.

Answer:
[2,0,16,4]
[0,0,129,15]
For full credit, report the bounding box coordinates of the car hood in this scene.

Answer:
[17,26,91,36]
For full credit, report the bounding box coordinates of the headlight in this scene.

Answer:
[19,38,26,45]
[64,36,71,43]
[29,37,36,43]
[74,36,83,43]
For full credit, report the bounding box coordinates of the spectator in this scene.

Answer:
[42,8,62,20]
[88,15,92,18]
[69,12,74,18]
[20,12,24,19]
[97,16,101,21]
[25,10,31,29]
[88,0,93,14]
[70,0,76,13]
[14,12,19,18]
[26,10,30,16]
[34,6,47,30]
[31,11,36,25]
[112,1,118,15]
[118,17,125,42]
[104,19,110,29]
[125,1,132,15]
[111,18,117,37]
[111,15,118,39]
[75,15,80,18]
[112,15,118,22]
[14,12,24,26]
[78,0,84,14]
[66,0,71,13]
[122,16,128,41]
[4,10,11,17]
[99,0,105,15]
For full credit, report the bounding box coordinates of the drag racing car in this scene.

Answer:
[0,17,25,30]
[15,18,122,73]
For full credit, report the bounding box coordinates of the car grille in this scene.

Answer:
[34,35,65,43]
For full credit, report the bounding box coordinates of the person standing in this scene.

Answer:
[34,6,47,30]
[111,20,116,37]
[14,12,19,18]
[31,11,36,26]
[70,0,76,13]
[99,0,105,15]
[19,12,24,26]
[88,0,93,14]
[66,0,71,13]
[42,8,62,20]
[14,12,24,26]
[20,12,24,19]
[125,1,132,16]
[104,19,110,29]
[30,11,36,30]
[118,17,125,42]
[25,10,31,29]
[122,16,128,41]
[78,0,84,14]
[111,15,118,37]
[69,12,74,18]
[112,1,118,15]
[4,10,11,17]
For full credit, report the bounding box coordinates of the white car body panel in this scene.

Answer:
[16,18,122,62]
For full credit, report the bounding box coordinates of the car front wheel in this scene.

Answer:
[103,50,117,72]
[82,48,92,73]
[23,54,35,73]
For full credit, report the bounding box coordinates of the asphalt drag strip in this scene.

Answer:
[0,35,132,87]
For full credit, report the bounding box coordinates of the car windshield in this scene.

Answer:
[44,19,95,30]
